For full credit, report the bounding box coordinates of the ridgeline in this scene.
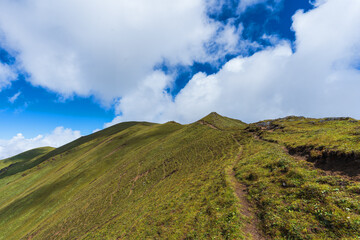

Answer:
[1,113,360,239]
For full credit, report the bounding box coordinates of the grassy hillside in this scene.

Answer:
[240,116,360,239]
[1,114,360,239]
[249,117,360,180]
[234,136,360,239]
[0,115,250,239]
[0,147,54,170]
[252,116,360,154]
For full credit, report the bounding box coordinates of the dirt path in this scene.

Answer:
[197,122,265,239]
[227,138,265,240]
[226,166,264,240]
[102,144,125,160]
[198,120,221,130]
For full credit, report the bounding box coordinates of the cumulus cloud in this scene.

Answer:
[105,71,173,127]
[107,43,292,125]
[1,0,358,128]
[108,0,360,125]
[0,127,81,159]
[0,0,244,103]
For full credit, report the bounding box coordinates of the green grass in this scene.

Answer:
[0,114,248,239]
[0,147,54,170]
[253,116,360,154]
[234,135,360,239]
[1,114,360,239]
[199,112,246,130]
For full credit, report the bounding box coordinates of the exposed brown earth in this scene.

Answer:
[198,120,221,130]
[226,166,265,240]
[286,145,360,181]
[249,128,360,181]
[199,122,265,239]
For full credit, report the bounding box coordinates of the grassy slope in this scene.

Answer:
[1,114,360,239]
[0,115,249,240]
[234,136,360,239]
[255,116,360,154]
[234,117,360,239]
[0,147,54,170]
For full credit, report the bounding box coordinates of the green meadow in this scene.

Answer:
[1,113,360,239]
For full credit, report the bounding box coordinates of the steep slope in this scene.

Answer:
[249,116,360,179]
[0,115,251,239]
[198,112,246,130]
[235,117,360,239]
[1,114,360,239]
[0,122,153,181]
[0,147,54,172]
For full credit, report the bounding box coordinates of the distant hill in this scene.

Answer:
[0,146,54,170]
[0,114,359,239]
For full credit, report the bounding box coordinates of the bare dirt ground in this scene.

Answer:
[199,122,265,239]
[226,165,265,240]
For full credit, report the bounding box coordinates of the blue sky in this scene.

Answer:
[0,0,359,158]
[0,77,113,138]
[1,0,313,137]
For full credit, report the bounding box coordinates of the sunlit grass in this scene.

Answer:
[0,115,248,239]
[1,114,360,239]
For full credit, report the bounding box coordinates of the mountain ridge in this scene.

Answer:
[1,113,360,239]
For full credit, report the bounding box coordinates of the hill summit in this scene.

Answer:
[1,114,360,239]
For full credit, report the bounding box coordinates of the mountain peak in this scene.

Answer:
[200,112,222,121]
[198,112,245,130]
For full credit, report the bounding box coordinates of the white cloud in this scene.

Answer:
[238,0,267,12]
[0,0,244,103]
[92,129,101,133]
[0,62,17,90]
[8,91,21,103]
[1,0,358,128]
[0,127,81,159]
[206,0,270,15]
[108,0,360,124]
[105,71,173,127]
